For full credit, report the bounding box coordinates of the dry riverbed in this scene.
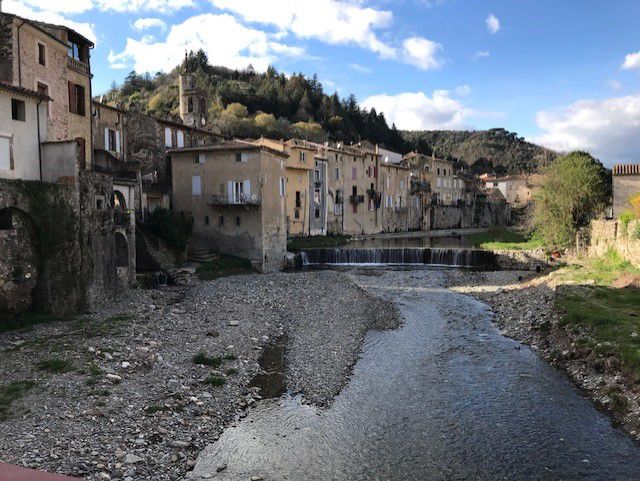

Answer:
[447,269,640,441]
[0,271,398,481]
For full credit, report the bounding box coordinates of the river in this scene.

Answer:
[187,268,640,481]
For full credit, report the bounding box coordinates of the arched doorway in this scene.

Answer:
[111,190,127,211]
[114,232,129,268]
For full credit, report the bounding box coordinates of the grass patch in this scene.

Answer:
[36,358,73,374]
[192,352,222,367]
[196,254,253,281]
[222,354,237,361]
[554,249,640,286]
[145,405,165,415]
[225,368,238,376]
[203,375,226,387]
[0,311,68,334]
[287,234,351,252]
[556,286,640,372]
[0,381,35,421]
[470,228,544,251]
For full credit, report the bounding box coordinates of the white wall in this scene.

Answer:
[0,91,48,180]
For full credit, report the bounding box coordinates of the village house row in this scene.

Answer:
[0,10,537,281]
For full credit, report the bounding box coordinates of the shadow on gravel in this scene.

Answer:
[249,335,288,399]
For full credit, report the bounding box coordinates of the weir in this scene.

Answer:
[300,247,497,268]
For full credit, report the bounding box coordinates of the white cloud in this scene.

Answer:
[486,13,500,34]
[208,0,398,59]
[362,90,473,130]
[95,0,194,13]
[401,37,442,70]
[14,0,94,14]
[4,0,96,42]
[109,13,305,73]
[349,63,372,74]
[133,17,167,31]
[474,50,490,60]
[533,93,640,165]
[455,84,471,96]
[622,51,640,70]
[607,79,622,91]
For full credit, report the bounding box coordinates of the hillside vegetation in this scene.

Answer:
[101,49,554,174]
[402,129,557,175]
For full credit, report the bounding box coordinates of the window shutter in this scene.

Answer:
[192,175,201,196]
[116,131,121,153]
[227,181,233,202]
[243,179,251,198]
[68,81,75,113]
[104,128,109,151]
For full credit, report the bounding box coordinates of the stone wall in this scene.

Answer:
[494,249,551,271]
[583,219,640,266]
[0,13,12,82]
[430,197,509,230]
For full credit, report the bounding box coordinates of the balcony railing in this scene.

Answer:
[114,210,131,227]
[349,194,365,205]
[67,57,90,75]
[209,193,261,206]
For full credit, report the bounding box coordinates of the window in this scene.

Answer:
[400,180,405,190]
[219,216,225,225]
[38,43,46,66]
[314,170,320,183]
[164,128,172,148]
[235,152,249,162]
[105,128,118,152]
[294,209,300,219]
[437,168,440,175]
[0,135,12,171]
[299,151,306,162]
[315,208,320,219]
[192,175,201,196]
[37,82,49,117]
[334,203,343,215]
[352,167,357,180]
[279,177,285,197]
[177,130,185,148]
[204,216,209,225]
[188,97,194,113]
[335,168,340,180]
[68,40,85,62]
[236,152,242,162]
[386,195,393,208]
[68,82,85,116]
[295,191,302,208]
[194,153,205,164]
[235,216,241,226]
[11,99,25,121]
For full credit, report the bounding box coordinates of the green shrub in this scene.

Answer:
[142,208,192,252]
[203,375,226,387]
[619,210,635,235]
[192,352,222,367]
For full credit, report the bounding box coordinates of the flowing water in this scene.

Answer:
[189,269,640,481]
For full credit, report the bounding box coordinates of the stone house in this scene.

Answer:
[612,164,640,218]
[0,11,94,169]
[379,162,412,232]
[309,150,328,236]
[318,142,345,235]
[343,142,381,235]
[402,151,457,205]
[170,140,288,272]
[480,174,538,207]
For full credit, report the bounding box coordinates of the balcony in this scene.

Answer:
[209,193,261,206]
[92,163,139,181]
[410,180,431,195]
[67,57,90,75]
[349,194,365,205]
[114,210,131,227]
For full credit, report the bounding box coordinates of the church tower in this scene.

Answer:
[179,72,208,127]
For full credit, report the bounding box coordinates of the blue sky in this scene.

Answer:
[5,0,640,166]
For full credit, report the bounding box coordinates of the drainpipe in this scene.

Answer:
[36,97,43,180]
[16,20,26,87]
[88,44,94,169]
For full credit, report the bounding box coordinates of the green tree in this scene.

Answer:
[534,151,609,248]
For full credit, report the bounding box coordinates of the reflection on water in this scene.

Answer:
[349,235,475,249]
[188,270,640,481]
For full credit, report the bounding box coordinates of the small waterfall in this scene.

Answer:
[300,247,496,269]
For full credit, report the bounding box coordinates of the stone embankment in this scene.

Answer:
[447,270,640,441]
[0,271,398,481]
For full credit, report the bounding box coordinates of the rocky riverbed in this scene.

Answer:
[0,271,398,481]
[446,269,640,442]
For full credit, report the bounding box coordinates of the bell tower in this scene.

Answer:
[179,58,208,127]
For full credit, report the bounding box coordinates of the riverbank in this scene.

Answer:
[446,267,640,441]
[0,271,398,481]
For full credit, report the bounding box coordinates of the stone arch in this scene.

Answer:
[114,231,129,268]
[0,207,39,321]
[111,190,127,211]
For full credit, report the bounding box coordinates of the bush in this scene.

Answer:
[142,208,192,252]
[534,152,608,248]
[619,210,635,235]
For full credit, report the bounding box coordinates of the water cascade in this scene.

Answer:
[300,247,496,268]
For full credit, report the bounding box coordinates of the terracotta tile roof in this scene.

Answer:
[168,140,288,158]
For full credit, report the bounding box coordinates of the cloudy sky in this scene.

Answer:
[4,0,640,166]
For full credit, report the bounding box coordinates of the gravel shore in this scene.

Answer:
[0,270,399,481]
[446,269,640,441]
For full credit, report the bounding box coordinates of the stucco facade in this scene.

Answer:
[0,84,48,180]
[171,141,288,272]
[380,162,412,232]
[2,13,93,169]
[402,152,458,205]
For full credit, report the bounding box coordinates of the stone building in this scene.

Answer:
[309,151,328,235]
[379,162,411,232]
[179,72,208,128]
[318,142,345,235]
[612,164,640,218]
[0,11,94,169]
[480,174,538,207]
[402,151,457,205]
[342,142,381,235]
[170,140,288,272]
